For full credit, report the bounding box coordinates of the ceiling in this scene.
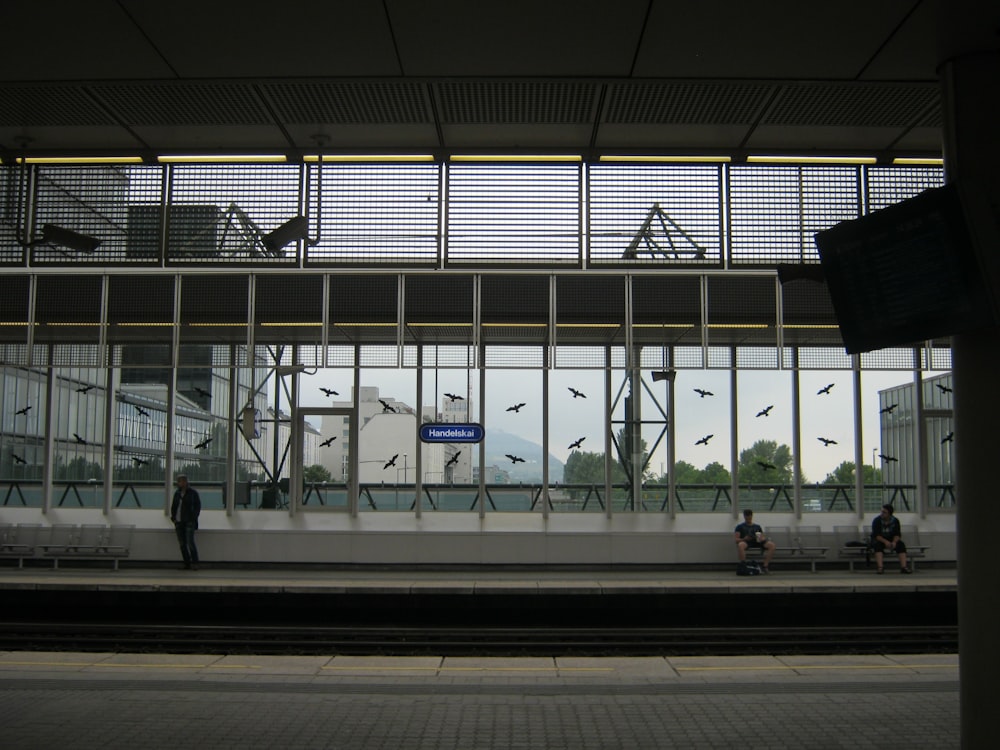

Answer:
[0,0,995,160]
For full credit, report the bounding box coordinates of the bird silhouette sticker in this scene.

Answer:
[695,434,713,445]
[11,453,27,465]
[936,383,953,394]
[319,387,338,397]
[379,399,396,413]
[941,432,954,444]
[506,403,526,413]
[383,454,398,469]
[505,454,525,464]
[756,405,774,418]
[134,406,150,418]
[73,433,87,445]
[879,404,898,414]
[75,385,94,394]
[193,386,211,399]
[756,460,776,471]
[879,454,898,463]
[446,452,461,467]
[444,393,463,402]
[320,436,337,447]
[568,388,586,399]
[693,388,714,398]
[131,457,149,466]
[817,437,838,446]
[817,383,834,395]
[195,436,212,450]
[568,437,586,450]
[14,405,31,416]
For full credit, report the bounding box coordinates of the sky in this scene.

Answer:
[288,364,942,482]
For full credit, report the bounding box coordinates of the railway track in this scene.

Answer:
[0,622,957,655]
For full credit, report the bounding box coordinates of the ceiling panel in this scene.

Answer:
[633,0,926,80]
[120,0,402,78]
[386,0,649,76]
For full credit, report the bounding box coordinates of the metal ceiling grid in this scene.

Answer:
[91,83,272,127]
[166,164,302,265]
[33,275,102,347]
[261,82,431,125]
[630,276,702,347]
[436,82,599,124]
[705,276,778,354]
[253,274,323,346]
[305,163,440,267]
[588,163,722,267]
[762,83,939,128]
[446,163,581,266]
[728,165,860,266]
[0,86,115,127]
[866,165,944,212]
[603,82,774,125]
[178,274,248,348]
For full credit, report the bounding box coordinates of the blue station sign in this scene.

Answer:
[420,422,485,443]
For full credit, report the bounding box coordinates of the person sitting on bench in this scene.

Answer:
[871,504,911,574]
[735,509,776,573]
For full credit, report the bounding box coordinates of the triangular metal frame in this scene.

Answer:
[623,202,707,260]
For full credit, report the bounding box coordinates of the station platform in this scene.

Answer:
[0,649,959,748]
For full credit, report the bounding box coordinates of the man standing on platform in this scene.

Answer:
[171,474,201,570]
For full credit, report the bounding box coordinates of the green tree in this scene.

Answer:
[701,461,732,484]
[303,464,332,484]
[823,461,882,485]
[668,460,702,484]
[738,439,793,484]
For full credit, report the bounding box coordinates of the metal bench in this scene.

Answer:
[834,524,929,572]
[0,522,42,567]
[38,523,134,570]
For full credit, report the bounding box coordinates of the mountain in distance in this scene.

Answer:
[483,428,564,483]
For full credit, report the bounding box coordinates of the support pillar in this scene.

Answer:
[939,16,1000,747]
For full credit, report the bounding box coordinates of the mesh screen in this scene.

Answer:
[305,164,440,266]
[166,164,301,264]
[447,164,580,265]
[49,344,101,367]
[0,165,26,265]
[706,346,733,368]
[107,275,174,343]
[589,164,721,266]
[483,345,546,369]
[729,165,859,265]
[254,275,323,345]
[0,344,28,366]
[673,346,705,369]
[736,346,778,369]
[179,275,248,346]
[0,274,30,325]
[860,348,917,370]
[865,166,944,211]
[557,276,624,324]
[928,347,952,371]
[796,347,854,370]
[34,276,102,344]
[329,274,397,324]
[481,275,548,324]
[553,345,611,369]
[706,275,776,349]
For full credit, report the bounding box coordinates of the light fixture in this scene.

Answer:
[31,223,101,253]
[449,154,582,162]
[746,155,877,165]
[304,154,435,162]
[261,215,310,255]
[599,155,731,163]
[156,154,287,163]
[19,156,144,164]
[892,157,944,166]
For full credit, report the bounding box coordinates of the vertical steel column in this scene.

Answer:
[913,358,927,519]
[791,349,802,519]
[350,346,361,517]
[666,360,676,519]
[478,349,486,520]
[100,276,113,514]
[41,354,55,514]
[415,348,423,518]
[541,365,549,519]
[604,351,613,519]
[730,362,738,520]
[165,275,181,514]
[288,366,300,516]
[853,358,864,520]
[226,345,239,517]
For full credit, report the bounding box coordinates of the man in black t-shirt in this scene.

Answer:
[734,509,776,572]
[871,504,910,574]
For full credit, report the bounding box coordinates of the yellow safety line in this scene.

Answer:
[675,664,956,672]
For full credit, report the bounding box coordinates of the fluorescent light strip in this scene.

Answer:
[450,154,582,162]
[746,155,877,165]
[258,322,322,327]
[304,154,435,162]
[157,155,287,164]
[892,157,944,166]
[599,155,731,163]
[20,156,144,165]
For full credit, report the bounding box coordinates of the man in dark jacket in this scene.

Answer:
[170,474,201,570]
[871,504,910,574]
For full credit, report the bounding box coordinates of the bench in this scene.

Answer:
[759,526,829,573]
[834,524,929,572]
[38,523,135,570]
[0,522,42,568]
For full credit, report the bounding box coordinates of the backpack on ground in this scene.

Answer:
[737,560,762,576]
